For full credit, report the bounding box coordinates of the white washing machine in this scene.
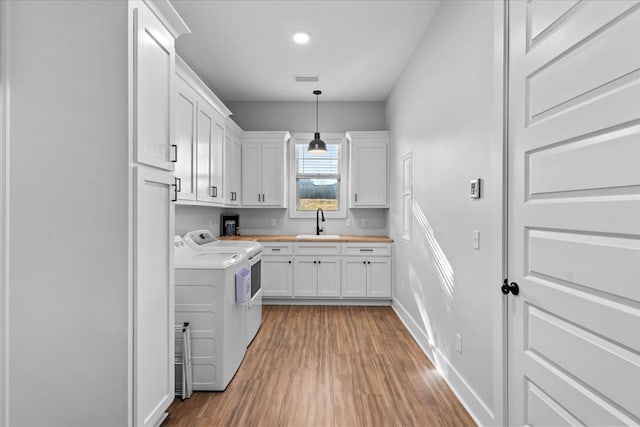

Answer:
[174,236,248,391]
[183,230,263,346]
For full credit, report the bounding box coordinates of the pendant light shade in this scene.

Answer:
[308,90,327,153]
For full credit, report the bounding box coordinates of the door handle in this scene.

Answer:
[501,279,519,296]
[175,177,181,193]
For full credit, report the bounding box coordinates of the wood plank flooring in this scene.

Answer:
[165,305,475,427]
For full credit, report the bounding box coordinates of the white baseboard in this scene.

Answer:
[392,299,494,426]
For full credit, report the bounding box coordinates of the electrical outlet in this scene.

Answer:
[271,218,277,227]
[473,230,480,249]
[346,218,352,227]
[360,218,367,228]
[456,333,462,354]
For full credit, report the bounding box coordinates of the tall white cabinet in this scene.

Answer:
[132,2,188,426]
[241,131,290,207]
[347,131,389,208]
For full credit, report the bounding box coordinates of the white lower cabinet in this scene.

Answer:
[366,257,392,297]
[342,257,391,298]
[293,256,341,298]
[262,241,392,302]
[342,257,368,297]
[262,255,293,297]
[317,257,341,297]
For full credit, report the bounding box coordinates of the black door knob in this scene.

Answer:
[501,279,519,296]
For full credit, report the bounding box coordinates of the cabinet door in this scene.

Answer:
[317,257,341,298]
[262,256,293,297]
[241,143,261,206]
[352,143,388,207]
[174,77,197,201]
[224,134,242,206]
[367,258,392,298]
[260,143,283,206]
[133,3,174,171]
[293,257,317,297]
[196,99,224,204]
[232,139,242,204]
[210,110,225,204]
[134,167,175,427]
[195,100,214,202]
[342,257,367,297]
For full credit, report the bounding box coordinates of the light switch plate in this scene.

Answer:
[470,178,481,199]
[456,333,462,353]
[473,231,480,249]
[271,218,277,227]
[360,218,367,228]
[346,218,352,227]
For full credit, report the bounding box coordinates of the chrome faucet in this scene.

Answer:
[316,208,325,235]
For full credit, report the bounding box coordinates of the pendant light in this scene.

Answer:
[308,90,327,153]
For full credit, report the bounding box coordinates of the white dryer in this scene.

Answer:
[183,230,263,346]
[174,236,247,391]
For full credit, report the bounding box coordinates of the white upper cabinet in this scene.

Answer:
[196,99,225,204]
[347,131,389,208]
[174,76,197,201]
[133,1,176,171]
[224,119,242,206]
[175,56,232,206]
[241,131,290,207]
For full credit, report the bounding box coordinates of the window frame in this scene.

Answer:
[288,132,347,219]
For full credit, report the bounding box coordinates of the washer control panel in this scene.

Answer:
[185,229,217,247]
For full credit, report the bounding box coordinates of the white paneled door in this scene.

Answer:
[507,1,640,425]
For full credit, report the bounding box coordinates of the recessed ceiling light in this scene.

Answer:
[293,32,310,45]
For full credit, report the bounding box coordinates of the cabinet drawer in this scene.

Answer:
[261,242,294,255]
[342,243,391,256]
[294,243,341,256]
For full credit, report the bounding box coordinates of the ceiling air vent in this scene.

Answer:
[294,75,319,83]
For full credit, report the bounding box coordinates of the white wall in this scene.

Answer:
[0,2,7,424]
[4,2,130,425]
[177,101,389,236]
[175,205,225,236]
[223,207,387,236]
[386,1,503,424]
[226,101,387,132]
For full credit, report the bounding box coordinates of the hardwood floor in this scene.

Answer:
[165,305,475,427]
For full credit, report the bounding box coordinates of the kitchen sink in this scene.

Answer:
[296,234,341,240]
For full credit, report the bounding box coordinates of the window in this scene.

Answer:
[290,133,346,218]
[402,152,412,242]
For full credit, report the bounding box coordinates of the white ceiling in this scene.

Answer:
[171,0,441,102]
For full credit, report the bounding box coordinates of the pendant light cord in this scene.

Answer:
[316,93,319,133]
